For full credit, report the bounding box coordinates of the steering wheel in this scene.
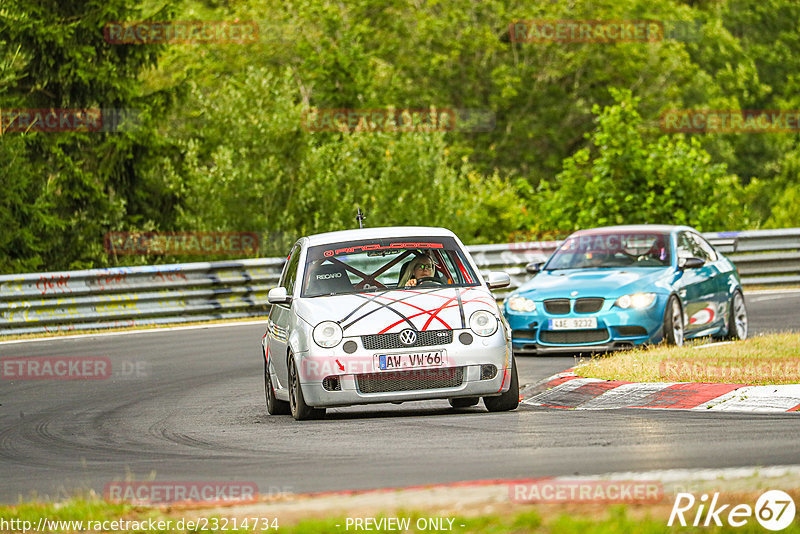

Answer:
[415,276,444,288]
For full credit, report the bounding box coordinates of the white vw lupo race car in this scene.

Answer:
[261,226,519,420]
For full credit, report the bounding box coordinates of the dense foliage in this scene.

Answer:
[1,0,799,272]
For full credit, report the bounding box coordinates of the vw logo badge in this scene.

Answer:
[399,329,418,346]
[570,290,579,297]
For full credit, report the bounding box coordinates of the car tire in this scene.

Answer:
[264,358,289,415]
[449,397,480,409]
[726,290,748,340]
[484,357,519,412]
[288,353,325,421]
[663,295,684,346]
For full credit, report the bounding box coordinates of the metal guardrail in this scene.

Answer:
[1,228,798,336]
[0,259,282,335]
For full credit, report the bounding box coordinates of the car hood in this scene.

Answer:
[514,267,674,300]
[294,287,499,336]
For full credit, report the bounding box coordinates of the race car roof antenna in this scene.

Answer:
[356,206,366,229]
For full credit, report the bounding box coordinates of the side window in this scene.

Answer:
[676,232,696,260]
[439,251,461,283]
[690,233,718,262]
[280,245,302,296]
[442,250,473,284]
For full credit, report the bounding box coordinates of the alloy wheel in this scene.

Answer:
[672,299,684,346]
[733,292,748,339]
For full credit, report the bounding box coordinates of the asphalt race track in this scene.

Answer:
[1,291,799,503]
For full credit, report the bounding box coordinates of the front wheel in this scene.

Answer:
[484,358,519,412]
[663,295,684,346]
[265,359,289,415]
[288,354,325,421]
[726,290,748,340]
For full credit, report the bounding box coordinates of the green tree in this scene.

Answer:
[153,67,527,253]
[539,89,744,233]
[0,0,179,272]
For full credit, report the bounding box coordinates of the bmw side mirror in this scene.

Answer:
[487,272,511,289]
[267,287,292,304]
[525,262,543,274]
[680,257,705,270]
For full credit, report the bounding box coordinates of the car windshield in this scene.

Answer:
[302,236,480,297]
[545,231,672,270]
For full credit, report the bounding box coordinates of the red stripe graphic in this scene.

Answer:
[422,290,464,330]
[396,288,494,307]
[544,375,581,389]
[372,288,495,333]
[534,380,630,409]
[417,288,497,330]
[352,288,496,334]
[633,383,741,409]
[571,380,629,399]
[371,293,453,332]
[378,306,454,333]
[497,368,508,392]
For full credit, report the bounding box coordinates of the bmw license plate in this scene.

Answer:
[374,351,447,371]
[548,318,597,330]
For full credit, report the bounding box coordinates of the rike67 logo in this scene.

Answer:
[669,490,796,531]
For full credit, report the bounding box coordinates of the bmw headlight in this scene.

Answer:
[313,321,343,348]
[507,296,536,312]
[469,310,499,337]
[614,293,657,309]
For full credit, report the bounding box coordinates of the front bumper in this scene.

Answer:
[294,327,512,408]
[504,297,666,355]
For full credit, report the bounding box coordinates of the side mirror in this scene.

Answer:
[680,257,705,270]
[487,272,511,289]
[525,262,543,274]
[267,287,291,304]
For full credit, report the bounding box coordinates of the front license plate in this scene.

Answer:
[548,318,598,330]
[374,351,447,371]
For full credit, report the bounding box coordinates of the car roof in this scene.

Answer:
[569,224,696,236]
[304,226,458,246]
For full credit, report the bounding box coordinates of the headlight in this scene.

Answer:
[313,321,343,348]
[469,310,499,337]
[614,293,657,309]
[507,296,536,312]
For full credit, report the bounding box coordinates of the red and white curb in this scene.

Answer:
[522,371,800,413]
